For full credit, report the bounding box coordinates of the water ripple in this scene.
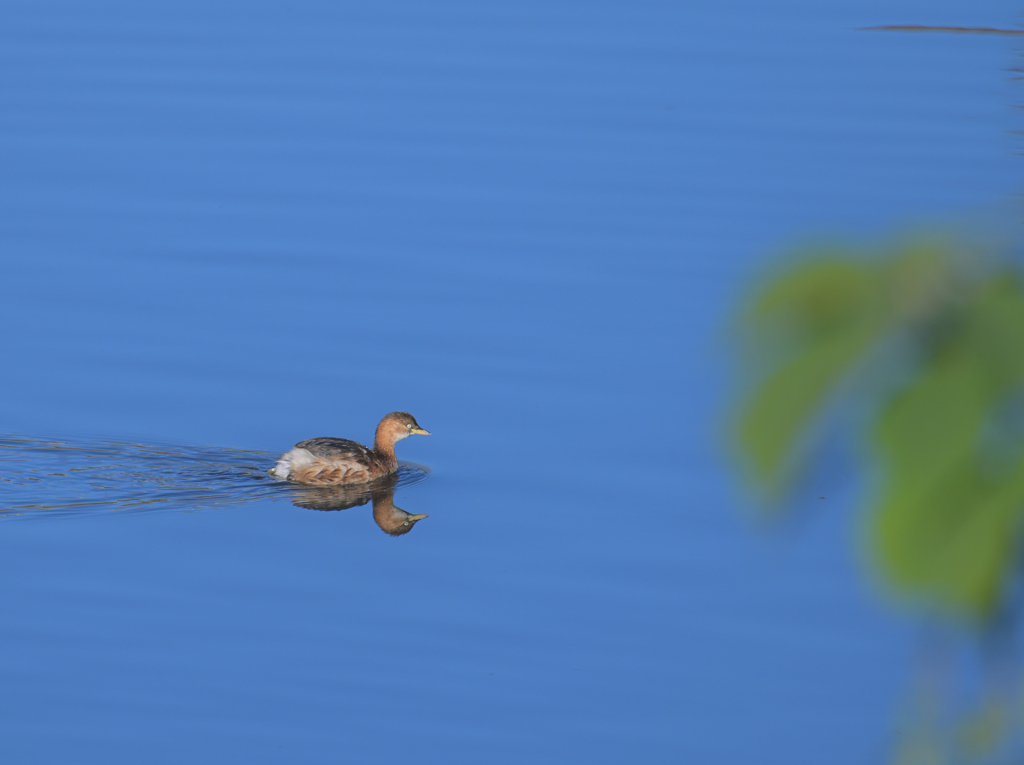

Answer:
[0,434,431,520]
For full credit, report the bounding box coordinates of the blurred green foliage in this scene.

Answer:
[734,238,1024,623]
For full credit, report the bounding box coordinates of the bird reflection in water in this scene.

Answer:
[287,474,428,536]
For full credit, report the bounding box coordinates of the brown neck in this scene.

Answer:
[372,424,398,462]
[373,440,397,463]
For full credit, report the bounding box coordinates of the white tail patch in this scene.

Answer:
[272,447,317,481]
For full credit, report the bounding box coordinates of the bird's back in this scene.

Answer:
[272,436,393,485]
[294,437,374,462]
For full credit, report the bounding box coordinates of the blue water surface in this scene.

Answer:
[0,0,1021,762]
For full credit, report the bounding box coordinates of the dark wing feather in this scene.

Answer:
[295,437,374,463]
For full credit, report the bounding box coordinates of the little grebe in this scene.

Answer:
[271,412,430,486]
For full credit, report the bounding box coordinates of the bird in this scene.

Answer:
[270,412,430,486]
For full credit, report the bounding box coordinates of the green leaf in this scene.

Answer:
[872,343,1024,619]
[737,307,885,493]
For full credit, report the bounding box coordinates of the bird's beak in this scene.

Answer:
[410,427,431,435]
[408,514,429,521]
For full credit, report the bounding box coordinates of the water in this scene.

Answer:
[0,0,1020,762]
[0,435,430,528]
